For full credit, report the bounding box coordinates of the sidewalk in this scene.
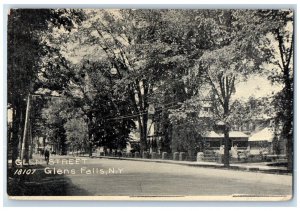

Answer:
[85,155,291,175]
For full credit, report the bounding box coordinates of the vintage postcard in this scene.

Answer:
[6,8,293,201]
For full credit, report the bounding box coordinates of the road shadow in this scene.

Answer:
[7,164,89,196]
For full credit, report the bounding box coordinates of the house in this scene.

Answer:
[202,131,249,150]
[248,127,274,155]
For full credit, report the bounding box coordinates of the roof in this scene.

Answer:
[249,127,274,142]
[203,131,222,138]
[203,131,248,138]
[227,131,249,138]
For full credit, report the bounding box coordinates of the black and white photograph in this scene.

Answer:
[6,8,294,200]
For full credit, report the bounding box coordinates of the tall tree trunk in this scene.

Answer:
[276,29,293,171]
[87,114,94,157]
[142,113,148,152]
[88,139,93,157]
[283,74,293,171]
[161,109,171,153]
[223,99,230,167]
[129,83,149,153]
[138,119,148,153]
[37,137,40,155]
[285,123,293,171]
[60,133,67,155]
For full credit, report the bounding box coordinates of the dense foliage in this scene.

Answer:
[8,9,293,169]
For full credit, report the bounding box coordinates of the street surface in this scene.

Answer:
[9,155,292,197]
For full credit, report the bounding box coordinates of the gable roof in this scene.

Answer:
[203,131,248,138]
[227,131,249,138]
[249,127,274,142]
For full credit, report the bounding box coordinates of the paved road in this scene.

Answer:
[10,156,292,197]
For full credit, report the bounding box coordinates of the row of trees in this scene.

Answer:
[8,9,293,169]
[7,9,85,165]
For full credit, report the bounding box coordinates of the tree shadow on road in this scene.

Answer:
[7,165,89,196]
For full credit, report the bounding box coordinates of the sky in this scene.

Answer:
[233,75,283,101]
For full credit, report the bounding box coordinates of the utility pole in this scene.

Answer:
[20,94,31,166]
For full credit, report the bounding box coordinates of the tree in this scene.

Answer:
[169,97,213,158]
[60,9,196,153]
[233,9,294,170]
[198,10,269,167]
[41,98,73,155]
[7,9,84,165]
[145,10,210,153]
[227,96,277,136]
[264,11,293,171]
[64,117,88,155]
[60,59,136,155]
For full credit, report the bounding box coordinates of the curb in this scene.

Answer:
[83,155,291,175]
